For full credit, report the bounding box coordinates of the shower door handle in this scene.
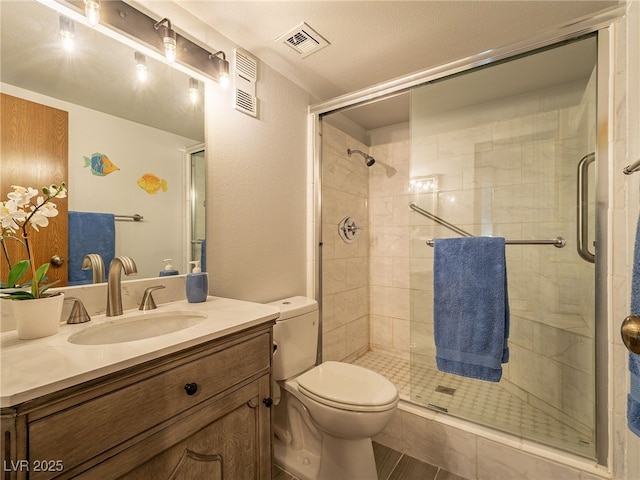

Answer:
[577,152,595,263]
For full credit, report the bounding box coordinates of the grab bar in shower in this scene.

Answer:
[577,153,596,263]
[408,203,473,237]
[408,202,566,248]
[623,158,640,175]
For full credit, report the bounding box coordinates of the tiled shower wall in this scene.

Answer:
[321,122,370,362]
[372,77,596,436]
[322,72,596,437]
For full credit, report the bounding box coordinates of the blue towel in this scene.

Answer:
[628,213,640,437]
[68,211,115,285]
[200,238,206,272]
[433,237,510,382]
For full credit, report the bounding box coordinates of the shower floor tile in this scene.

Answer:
[352,350,595,459]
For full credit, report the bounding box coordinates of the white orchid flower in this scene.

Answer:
[0,200,27,233]
[8,186,38,207]
[27,212,50,232]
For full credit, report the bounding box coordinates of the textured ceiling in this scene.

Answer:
[1,0,620,136]
[174,0,618,102]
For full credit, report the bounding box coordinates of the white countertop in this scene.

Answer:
[0,296,280,408]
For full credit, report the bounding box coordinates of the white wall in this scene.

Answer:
[135,2,312,304]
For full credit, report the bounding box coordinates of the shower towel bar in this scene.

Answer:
[623,158,640,175]
[425,237,566,247]
[409,202,565,248]
[115,214,143,222]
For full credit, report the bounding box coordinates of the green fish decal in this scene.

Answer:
[83,153,120,176]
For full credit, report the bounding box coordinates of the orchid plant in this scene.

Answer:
[0,183,67,299]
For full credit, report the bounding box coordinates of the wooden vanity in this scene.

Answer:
[1,299,277,480]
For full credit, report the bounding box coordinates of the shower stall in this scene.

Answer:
[317,32,607,463]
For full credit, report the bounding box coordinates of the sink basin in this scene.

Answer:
[68,310,207,345]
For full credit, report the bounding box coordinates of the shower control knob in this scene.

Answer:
[184,382,198,396]
[263,397,273,408]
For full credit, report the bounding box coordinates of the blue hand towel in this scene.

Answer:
[200,238,207,272]
[68,211,115,285]
[433,237,510,382]
[628,213,640,437]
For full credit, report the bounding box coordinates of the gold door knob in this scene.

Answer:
[50,255,64,266]
[621,315,640,354]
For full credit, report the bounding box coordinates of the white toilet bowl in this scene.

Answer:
[275,361,399,480]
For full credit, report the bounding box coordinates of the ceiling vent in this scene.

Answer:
[277,22,330,58]
[234,49,258,117]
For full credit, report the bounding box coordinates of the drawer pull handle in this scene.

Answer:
[263,397,273,408]
[184,382,198,396]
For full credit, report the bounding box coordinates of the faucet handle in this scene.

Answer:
[139,285,166,311]
[65,297,91,324]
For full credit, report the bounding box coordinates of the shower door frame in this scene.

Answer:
[309,6,623,467]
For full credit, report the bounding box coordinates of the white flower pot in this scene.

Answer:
[10,293,65,340]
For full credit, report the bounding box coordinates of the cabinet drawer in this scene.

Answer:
[28,332,270,478]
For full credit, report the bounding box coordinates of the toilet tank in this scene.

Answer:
[268,296,319,381]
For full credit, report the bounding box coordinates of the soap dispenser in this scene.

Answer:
[186,260,208,303]
[159,258,179,277]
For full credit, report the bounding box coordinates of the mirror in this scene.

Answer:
[0,0,205,283]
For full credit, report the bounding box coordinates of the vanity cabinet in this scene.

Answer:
[1,323,274,480]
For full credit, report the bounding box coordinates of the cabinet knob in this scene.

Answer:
[262,397,273,408]
[184,382,198,396]
[50,255,64,266]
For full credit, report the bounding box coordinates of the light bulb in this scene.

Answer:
[59,16,75,52]
[219,71,230,89]
[135,52,148,82]
[136,64,148,82]
[163,37,177,63]
[154,19,177,63]
[210,51,230,89]
[84,0,101,27]
[189,78,199,104]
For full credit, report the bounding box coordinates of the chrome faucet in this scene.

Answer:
[106,256,137,317]
[81,253,105,284]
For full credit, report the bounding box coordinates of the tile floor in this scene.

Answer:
[272,441,466,480]
[352,350,594,458]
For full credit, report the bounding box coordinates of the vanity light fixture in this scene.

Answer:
[189,78,199,104]
[209,51,230,89]
[52,0,225,86]
[83,0,101,27]
[59,15,75,52]
[135,52,148,82]
[154,18,177,63]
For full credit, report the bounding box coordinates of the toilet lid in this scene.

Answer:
[296,361,398,410]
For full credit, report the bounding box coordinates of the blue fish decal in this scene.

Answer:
[83,153,120,176]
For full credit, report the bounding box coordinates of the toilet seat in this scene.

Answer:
[295,361,399,412]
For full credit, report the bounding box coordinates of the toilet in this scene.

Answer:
[269,296,399,480]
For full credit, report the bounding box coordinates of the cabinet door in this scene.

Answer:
[117,375,271,480]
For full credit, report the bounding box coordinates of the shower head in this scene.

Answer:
[347,148,375,167]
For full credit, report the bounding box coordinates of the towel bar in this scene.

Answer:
[115,214,143,222]
[426,237,566,248]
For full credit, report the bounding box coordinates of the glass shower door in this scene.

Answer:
[409,36,598,458]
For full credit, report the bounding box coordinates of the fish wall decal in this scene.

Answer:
[137,173,168,195]
[83,153,120,176]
